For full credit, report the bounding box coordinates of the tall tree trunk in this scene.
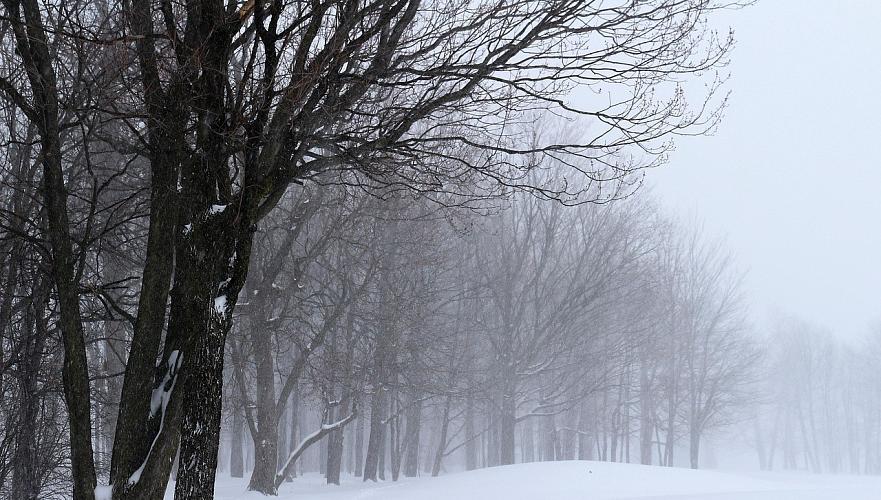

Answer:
[247,320,279,494]
[175,319,229,499]
[109,0,184,485]
[9,1,98,495]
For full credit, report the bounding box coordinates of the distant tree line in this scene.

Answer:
[752,318,881,475]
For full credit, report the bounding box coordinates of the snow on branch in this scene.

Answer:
[273,412,355,488]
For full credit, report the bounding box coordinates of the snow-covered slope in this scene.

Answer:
[173,461,881,500]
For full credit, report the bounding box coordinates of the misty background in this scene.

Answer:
[652,0,881,343]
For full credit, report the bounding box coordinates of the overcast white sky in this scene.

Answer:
[647,1,881,341]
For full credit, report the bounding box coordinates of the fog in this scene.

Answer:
[651,0,881,342]
[1,1,880,500]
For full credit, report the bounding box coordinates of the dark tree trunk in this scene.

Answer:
[109,0,185,486]
[326,425,345,485]
[175,320,229,499]
[7,2,98,496]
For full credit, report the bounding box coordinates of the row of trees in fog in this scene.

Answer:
[77,175,761,497]
[2,157,767,498]
[214,180,763,493]
[753,319,881,475]
[0,0,761,498]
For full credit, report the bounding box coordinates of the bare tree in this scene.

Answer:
[0,0,740,497]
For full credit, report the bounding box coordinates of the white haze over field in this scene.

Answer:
[649,0,881,342]
[168,462,881,500]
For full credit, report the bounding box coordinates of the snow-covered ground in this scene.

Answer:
[169,461,881,500]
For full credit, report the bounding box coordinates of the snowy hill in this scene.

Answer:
[170,461,881,500]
